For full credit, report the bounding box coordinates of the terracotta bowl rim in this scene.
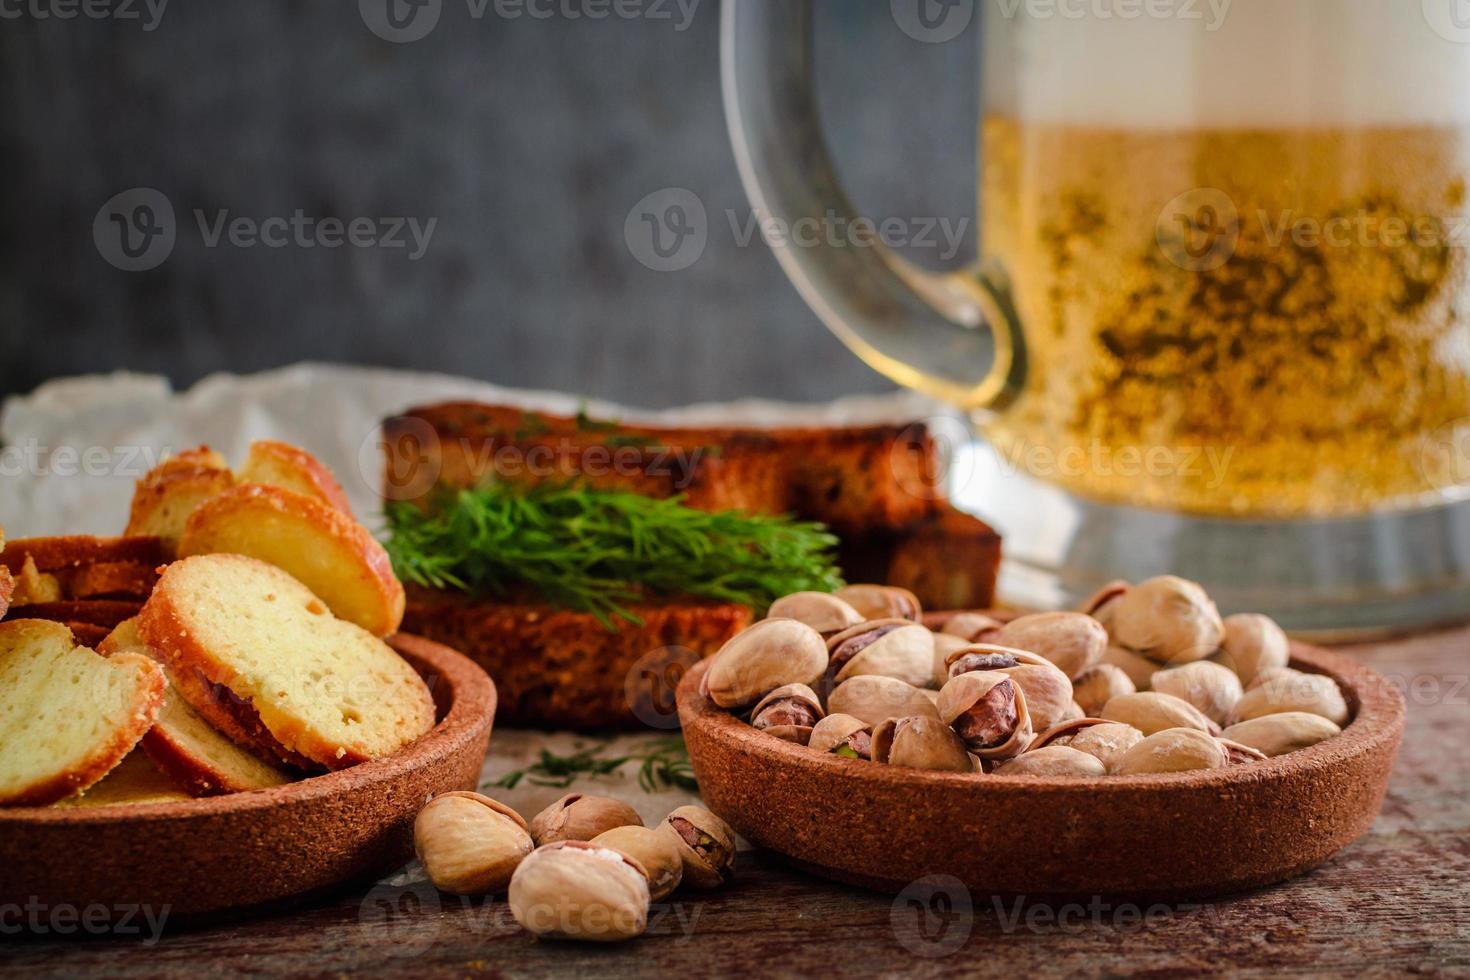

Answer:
[0,631,495,824]
[679,640,1405,792]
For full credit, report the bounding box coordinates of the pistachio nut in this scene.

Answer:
[528,793,643,847]
[701,618,828,710]
[998,659,1076,734]
[658,805,736,889]
[1080,580,1130,631]
[1114,727,1230,775]
[937,671,1034,760]
[1221,712,1342,758]
[1218,737,1269,765]
[1246,664,1297,691]
[1100,644,1160,690]
[988,611,1108,680]
[766,591,865,637]
[1101,691,1221,737]
[939,612,1003,642]
[1218,613,1290,687]
[1072,664,1137,717]
[1110,575,1224,665]
[826,619,934,688]
[871,715,974,773]
[827,674,940,727]
[945,644,1022,679]
[1231,671,1349,726]
[414,791,534,896]
[931,632,970,688]
[998,745,1107,778]
[750,682,824,745]
[834,584,921,622]
[808,713,874,759]
[1149,661,1243,726]
[507,841,650,942]
[591,824,684,902]
[1059,721,1145,773]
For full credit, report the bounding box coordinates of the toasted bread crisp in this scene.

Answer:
[139,555,434,770]
[238,440,354,514]
[0,566,11,620]
[54,750,191,808]
[125,449,238,553]
[68,561,160,600]
[0,620,166,806]
[101,619,295,795]
[0,534,169,574]
[178,484,404,636]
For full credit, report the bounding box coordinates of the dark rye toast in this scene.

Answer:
[385,402,1003,730]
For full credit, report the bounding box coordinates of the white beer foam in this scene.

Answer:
[984,0,1470,127]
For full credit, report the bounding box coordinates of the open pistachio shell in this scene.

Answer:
[988,612,1108,680]
[1114,727,1230,775]
[1030,718,1145,773]
[808,712,874,758]
[1073,664,1137,717]
[834,584,921,622]
[592,824,684,903]
[507,841,651,942]
[1218,613,1290,687]
[999,745,1107,778]
[528,793,643,847]
[1111,575,1224,665]
[939,612,1004,642]
[828,675,940,728]
[871,716,974,772]
[750,682,825,745]
[1080,580,1130,630]
[1150,661,1243,726]
[701,618,828,710]
[1101,691,1221,737]
[414,792,534,896]
[1221,712,1342,758]
[828,619,935,688]
[1218,737,1269,765]
[767,592,865,636]
[936,671,1034,760]
[999,661,1075,734]
[1231,671,1349,726]
[658,805,736,890]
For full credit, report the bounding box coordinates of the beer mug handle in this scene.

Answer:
[722,0,1024,411]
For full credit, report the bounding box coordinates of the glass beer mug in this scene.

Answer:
[723,0,1470,631]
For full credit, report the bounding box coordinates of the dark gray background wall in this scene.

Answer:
[0,1,976,407]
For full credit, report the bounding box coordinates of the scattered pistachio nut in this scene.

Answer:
[999,745,1107,778]
[701,618,828,709]
[1149,661,1243,726]
[988,611,1108,680]
[766,591,864,637]
[835,584,921,622]
[872,715,973,772]
[528,793,643,847]
[750,682,824,745]
[507,841,650,942]
[1219,613,1290,687]
[1111,575,1224,665]
[826,619,935,688]
[1114,727,1230,775]
[827,674,939,727]
[1072,664,1137,717]
[809,713,874,759]
[937,671,1034,760]
[414,791,533,896]
[591,824,684,902]
[1101,691,1220,737]
[940,611,1003,642]
[1232,671,1349,726]
[1221,712,1342,758]
[658,805,736,889]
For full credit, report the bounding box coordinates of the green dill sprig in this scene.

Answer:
[489,738,698,794]
[384,482,843,628]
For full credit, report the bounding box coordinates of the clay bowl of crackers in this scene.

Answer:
[0,442,495,922]
[677,583,1406,899]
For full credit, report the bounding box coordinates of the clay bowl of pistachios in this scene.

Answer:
[677,581,1406,899]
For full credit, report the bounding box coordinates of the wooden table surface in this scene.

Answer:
[6,625,1468,979]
